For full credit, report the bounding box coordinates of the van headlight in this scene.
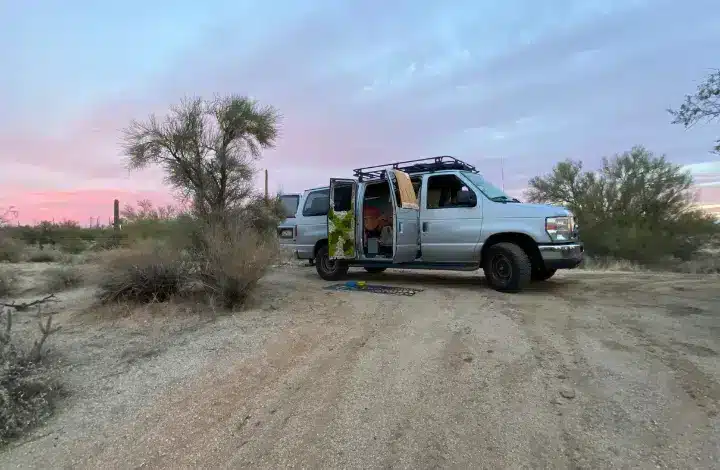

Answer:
[546,216,574,241]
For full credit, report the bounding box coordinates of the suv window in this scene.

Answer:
[302,189,330,216]
[426,174,476,209]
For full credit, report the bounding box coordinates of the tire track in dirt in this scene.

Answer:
[76,287,407,469]
[542,273,720,468]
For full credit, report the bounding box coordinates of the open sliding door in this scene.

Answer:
[328,178,358,260]
[385,170,420,263]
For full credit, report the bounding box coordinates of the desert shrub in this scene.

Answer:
[97,241,193,303]
[58,237,87,254]
[25,249,58,263]
[579,256,645,272]
[44,265,83,292]
[96,214,279,309]
[672,255,720,274]
[0,236,23,263]
[527,147,720,265]
[0,270,18,298]
[196,221,279,308]
[0,306,61,446]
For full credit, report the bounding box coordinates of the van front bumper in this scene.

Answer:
[538,242,584,270]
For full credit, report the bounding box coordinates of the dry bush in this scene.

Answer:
[672,254,720,274]
[44,265,84,292]
[0,306,61,446]
[0,236,23,263]
[97,241,193,304]
[0,269,18,298]
[95,217,279,310]
[579,256,646,272]
[58,237,87,254]
[25,249,59,263]
[197,222,279,309]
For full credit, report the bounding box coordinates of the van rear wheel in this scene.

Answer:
[482,242,531,293]
[315,244,349,281]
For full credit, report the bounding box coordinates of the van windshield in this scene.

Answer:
[462,172,518,203]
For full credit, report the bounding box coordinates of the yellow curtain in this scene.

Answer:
[393,170,419,209]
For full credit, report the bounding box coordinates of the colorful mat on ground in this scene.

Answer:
[324,282,424,296]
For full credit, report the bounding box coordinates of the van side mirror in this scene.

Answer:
[456,190,476,207]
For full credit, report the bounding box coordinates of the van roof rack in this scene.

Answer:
[352,156,477,181]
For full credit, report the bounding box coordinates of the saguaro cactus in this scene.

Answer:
[113,199,120,230]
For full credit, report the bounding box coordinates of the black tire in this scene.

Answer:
[531,267,557,281]
[363,267,387,274]
[482,242,532,293]
[315,244,349,281]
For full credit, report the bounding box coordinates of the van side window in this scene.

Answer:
[302,190,330,216]
[411,177,422,206]
[426,175,476,209]
[333,184,353,212]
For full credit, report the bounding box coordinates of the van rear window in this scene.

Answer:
[302,190,329,217]
[279,194,300,218]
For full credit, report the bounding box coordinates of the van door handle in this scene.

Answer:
[422,222,429,232]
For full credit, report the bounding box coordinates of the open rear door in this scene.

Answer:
[328,178,358,260]
[386,170,420,263]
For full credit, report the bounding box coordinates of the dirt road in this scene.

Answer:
[2,266,719,469]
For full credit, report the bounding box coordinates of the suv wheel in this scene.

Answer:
[364,267,387,274]
[531,267,556,281]
[315,244,349,281]
[482,242,531,293]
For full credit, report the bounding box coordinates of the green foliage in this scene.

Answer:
[669,69,720,154]
[526,146,719,264]
[328,208,355,257]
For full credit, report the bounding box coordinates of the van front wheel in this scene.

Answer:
[482,242,531,293]
[315,245,349,281]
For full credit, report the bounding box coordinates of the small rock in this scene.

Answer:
[487,349,494,354]
[559,388,576,399]
[550,398,563,405]
[556,373,567,380]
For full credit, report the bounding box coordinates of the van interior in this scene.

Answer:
[362,181,395,258]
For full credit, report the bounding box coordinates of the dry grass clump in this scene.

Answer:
[672,254,720,274]
[0,305,61,446]
[97,242,193,304]
[0,236,23,263]
[95,219,279,310]
[579,256,646,272]
[44,265,84,292]
[0,269,18,298]
[197,222,279,308]
[25,249,59,263]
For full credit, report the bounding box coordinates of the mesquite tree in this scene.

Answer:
[121,95,282,223]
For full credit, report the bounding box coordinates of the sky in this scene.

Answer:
[2,0,720,225]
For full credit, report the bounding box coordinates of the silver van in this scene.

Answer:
[288,157,583,293]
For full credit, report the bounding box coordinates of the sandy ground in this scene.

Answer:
[1,262,720,469]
